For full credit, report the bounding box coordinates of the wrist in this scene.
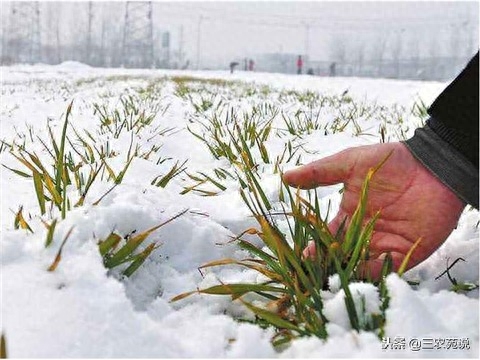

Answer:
[402,126,478,209]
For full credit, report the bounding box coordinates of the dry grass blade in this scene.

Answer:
[397,237,422,277]
[171,283,288,303]
[92,183,119,206]
[2,164,31,178]
[14,206,33,233]
[47,226,74,272]
[199,258,284,282]
[0,333,6,359]
[55,101,73,197]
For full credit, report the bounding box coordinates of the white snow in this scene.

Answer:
[1,63,478,358]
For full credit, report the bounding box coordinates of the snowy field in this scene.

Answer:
[1,62,478,358]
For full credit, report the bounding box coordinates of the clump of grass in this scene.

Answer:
[281,109,322,136]
[411,97,429,123]
[151,159,188,188]
[4,92,181,278]
[5,102,106,218]
[181,169,230,196]
[188,102,275,168]
[173,153,416,347]
[94,94,162,138]
[99,209,187,277]
[6,102,75,218]
[191,94,216,113]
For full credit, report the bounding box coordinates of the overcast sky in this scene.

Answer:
[1,1,478,67]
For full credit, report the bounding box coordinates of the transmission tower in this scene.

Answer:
[7,2,41,64]
[122,1,154,68]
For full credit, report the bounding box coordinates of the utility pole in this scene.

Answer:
[86,1,93,65]
[178,25,184,68]
[196,15,203,70]
[303,22,310,69]
[100,18,106,66]
[56,14,61,63]
[31,3,41,64]
[1,4,7,62]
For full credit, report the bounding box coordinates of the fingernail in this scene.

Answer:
[376,253,387,261]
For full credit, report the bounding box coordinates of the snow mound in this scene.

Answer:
[55,61,92,70]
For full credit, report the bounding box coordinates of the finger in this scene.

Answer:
[359,252,406,281]
[283,148,356,189]
[302,241,316,259]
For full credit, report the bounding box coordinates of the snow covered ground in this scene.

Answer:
[1,63,478,358]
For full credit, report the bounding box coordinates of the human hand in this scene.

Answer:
[283,142,465,278]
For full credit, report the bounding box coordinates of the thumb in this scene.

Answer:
[283,148,356,189]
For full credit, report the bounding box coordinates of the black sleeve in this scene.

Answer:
[403,51,479,209]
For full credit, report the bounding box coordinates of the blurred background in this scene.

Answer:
[0,1,478,80]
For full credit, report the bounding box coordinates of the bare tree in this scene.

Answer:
[392,29,404,78]
[331,33,346,63]
[371,31,388,77]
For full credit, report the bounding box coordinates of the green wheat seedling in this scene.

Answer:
[411,97,429,123]
[69,126,117,164]
[0,139,10,154]
[173,152,417,347]
[151,159,188,188]
[99,209,188,277]
[181,170,230,196]
[6,102,75,219]
[93,93,161,138]
[188,101,276,164]
[41,218,58,247]
[281,109,322,137]
[185,105,307,196]
[191,93,216,113]
[273,141,304,174]
[5,102,109,217]
[173,79,192,100]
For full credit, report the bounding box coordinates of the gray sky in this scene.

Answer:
[1,1,478,67]
[141,1,479,65]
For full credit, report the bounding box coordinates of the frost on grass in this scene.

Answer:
[1,65,478,358]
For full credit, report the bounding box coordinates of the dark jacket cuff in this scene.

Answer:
[403,124,479,209]
[427,117,478,167]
